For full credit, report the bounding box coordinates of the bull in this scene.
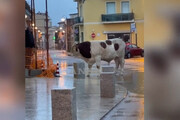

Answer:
[72,38,126,77]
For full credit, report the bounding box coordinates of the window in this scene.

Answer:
[80,5,83,17]
[107,33,130,39]
[106,2,116,14]
[128,45,132,48]
[81,32,84,42]
[121,1,130,13]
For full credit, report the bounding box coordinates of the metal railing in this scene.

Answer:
[74,16,83,24]
[102,13,134,22]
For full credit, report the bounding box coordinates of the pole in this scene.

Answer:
[66,21,68,51]
[33,0,37,69]
[30,0,38,69]
[31,0,33,25]
[45,0,49,68]
[135,33,137,46]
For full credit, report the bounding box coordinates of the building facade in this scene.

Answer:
[57,14,79,52]
[35,12,55,49]
[74,0,144,48]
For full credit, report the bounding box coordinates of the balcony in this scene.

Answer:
[102,13,134,23]
[74,16,83,24]
[74,0,85,2]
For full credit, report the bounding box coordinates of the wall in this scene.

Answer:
[76,0,144,48]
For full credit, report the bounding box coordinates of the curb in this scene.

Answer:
[100,87,128,120]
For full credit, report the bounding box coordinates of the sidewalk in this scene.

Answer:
[102,57,144,120]
[102,92,144,120]
[25,50,127,120]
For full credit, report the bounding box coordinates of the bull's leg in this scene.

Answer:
[95,56,101,77]
[87,64,92,77]
[114,57,120,74]
[119,57,125,75]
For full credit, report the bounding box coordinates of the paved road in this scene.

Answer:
[26,50,127,120]
[26,50,144,120]
[102,57,144,120]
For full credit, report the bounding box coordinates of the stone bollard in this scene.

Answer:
[100,71,115,98]
[29,69,42,77]
[73,62,85,79]
[101,66,114,72]
[51,88,77,120]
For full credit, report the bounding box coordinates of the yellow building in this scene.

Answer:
[74,0,144,48]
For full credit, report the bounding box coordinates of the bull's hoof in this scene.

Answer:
[97,74,100,78]
[115,72,119,76]
[120,72,124,76]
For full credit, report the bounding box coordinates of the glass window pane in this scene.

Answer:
[106,2,115,14]
[132,45,137,48]
[121,1,129,13]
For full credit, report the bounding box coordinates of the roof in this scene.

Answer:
[57,21,65,25]
[69,13,78,15]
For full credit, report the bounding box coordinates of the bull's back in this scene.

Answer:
[90,38,125,61]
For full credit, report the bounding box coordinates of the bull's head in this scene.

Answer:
[71,43,80,57]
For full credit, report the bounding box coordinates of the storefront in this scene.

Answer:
[104,31,130,40]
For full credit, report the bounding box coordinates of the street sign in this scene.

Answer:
[91,33,96,39]
[131,23,136,32]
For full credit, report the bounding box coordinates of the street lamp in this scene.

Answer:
[61,17,66,22]
[59,27,62,30]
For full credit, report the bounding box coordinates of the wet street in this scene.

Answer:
[102,57,144,120]
[25,50,144,120]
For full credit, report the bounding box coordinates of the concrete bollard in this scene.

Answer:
[51,88,77,120]
[27,69,42,77]
[101,66,114,72]
[73,62,85,79]
[100,72,115,98]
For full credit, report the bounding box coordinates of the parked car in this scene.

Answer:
[125,43,144,59]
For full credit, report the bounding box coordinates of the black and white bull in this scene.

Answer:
[72,38,126,77]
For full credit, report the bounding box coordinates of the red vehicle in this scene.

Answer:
[125,43,144,59]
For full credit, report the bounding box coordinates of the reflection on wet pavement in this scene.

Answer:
[117,71,144,95]
[102,92,144,120]
[102,57,144,120]
[25,50,128,120]
[26,50,144,120]
[25,71,127,120]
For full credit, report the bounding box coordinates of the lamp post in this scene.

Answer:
[31,0,38,69]
[61,17,67,51]
[45,0,49,68]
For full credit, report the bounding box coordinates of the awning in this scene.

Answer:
[103,30,130,34]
